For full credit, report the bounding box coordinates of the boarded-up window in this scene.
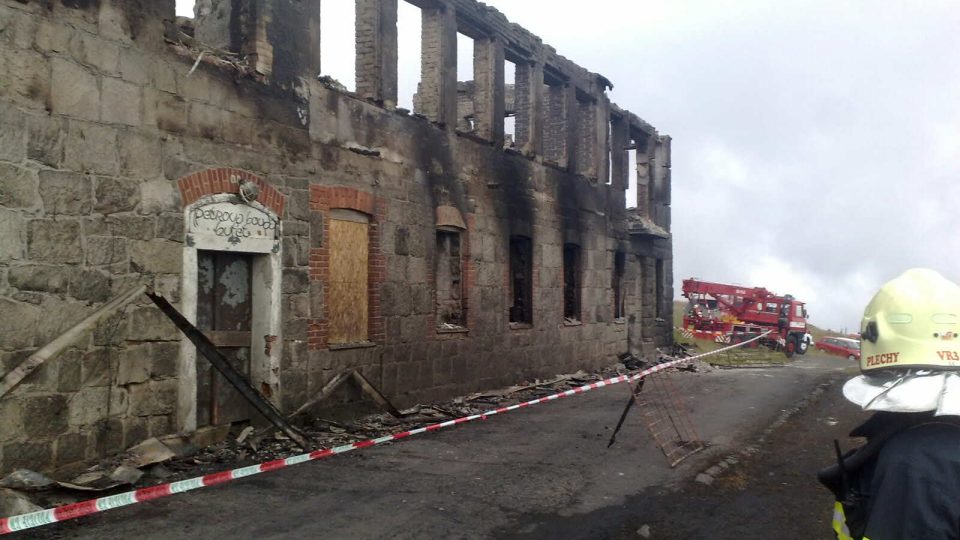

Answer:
[329,210,369,344]
[436,230,464,327]
[509,236,533,324]
[563,243,581,320]
[613,251,625,319]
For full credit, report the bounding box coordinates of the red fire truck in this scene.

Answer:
[680,278,810,357]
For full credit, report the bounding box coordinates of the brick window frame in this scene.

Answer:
[308,186,386,350]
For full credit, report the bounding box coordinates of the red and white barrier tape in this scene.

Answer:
[0,332,769,535]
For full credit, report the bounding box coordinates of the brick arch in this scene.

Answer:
[177,168,286,217]
[311,185,376,216]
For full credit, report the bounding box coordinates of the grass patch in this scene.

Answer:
[673,300,792,367]
[706,347,789,367]
[673,329,789,367]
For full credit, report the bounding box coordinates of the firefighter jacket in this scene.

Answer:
[818,411,960,540]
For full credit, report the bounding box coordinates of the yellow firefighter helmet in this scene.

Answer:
[860,268,960,372]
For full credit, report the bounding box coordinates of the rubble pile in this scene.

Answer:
[0,355,701,517]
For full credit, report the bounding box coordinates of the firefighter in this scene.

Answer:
[818,268,960,540]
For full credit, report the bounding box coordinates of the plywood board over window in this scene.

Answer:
[329,212,370,344]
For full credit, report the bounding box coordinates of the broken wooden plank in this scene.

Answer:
[351,370,404,418]
[0,284,147,399]
[288,370,406,421]
[146,292,309,449]
[287,371,352,419]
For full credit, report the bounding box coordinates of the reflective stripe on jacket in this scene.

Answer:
[821,412,960,540]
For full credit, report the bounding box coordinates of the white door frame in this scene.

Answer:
[178,194,283,431]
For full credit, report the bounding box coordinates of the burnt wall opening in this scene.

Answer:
[436,229,464,327]
[613,250,625,319]
[563,243,581,320]
[509,235,533,324]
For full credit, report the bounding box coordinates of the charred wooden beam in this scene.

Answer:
[146,292,308,449]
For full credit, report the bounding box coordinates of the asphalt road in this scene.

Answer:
[611,367,866,540]
[30,352,858,539]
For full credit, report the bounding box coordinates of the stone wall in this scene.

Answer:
[0,0,673,477]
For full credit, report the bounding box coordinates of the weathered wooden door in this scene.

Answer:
[196,250,253,426]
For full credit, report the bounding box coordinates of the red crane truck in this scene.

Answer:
[680,278,810,357]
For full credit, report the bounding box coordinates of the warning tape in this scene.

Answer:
[0,332,769,535]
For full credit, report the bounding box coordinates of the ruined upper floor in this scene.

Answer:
[175,0,671,227]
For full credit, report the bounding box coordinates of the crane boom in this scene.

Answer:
[680,278,809,357]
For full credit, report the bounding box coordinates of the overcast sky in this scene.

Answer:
[176,1,960,332]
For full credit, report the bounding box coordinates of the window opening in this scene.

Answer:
[329,210,370,344]
[606,120,614,184]
[320,1,356,91]
[613,250,626,319]
[175,1,195,18]
[626,139,639,208]
[509,236,533,325]
[397,1,423,111]
[183,1,239,52]
[648,141,657,218]
[455,32,475,132]
[436,230,464,328]
[504,59,517,148]
[563,244,581,321]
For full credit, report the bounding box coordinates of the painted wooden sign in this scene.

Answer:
[186,199,280,253]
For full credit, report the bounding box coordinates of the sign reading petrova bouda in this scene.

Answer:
[186,196,281,253]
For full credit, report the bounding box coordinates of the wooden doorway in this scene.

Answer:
[196,250,254,426]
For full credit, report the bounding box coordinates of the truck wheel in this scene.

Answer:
[796,335,808,355]
[784,336,796,358]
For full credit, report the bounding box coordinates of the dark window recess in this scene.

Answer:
[563,243,581,320]
[613,251,626,319]
[509,236,533,324]
[436,230,464,327]
[655,258,665,318]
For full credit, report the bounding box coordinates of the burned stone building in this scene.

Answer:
[0,0,673,476]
